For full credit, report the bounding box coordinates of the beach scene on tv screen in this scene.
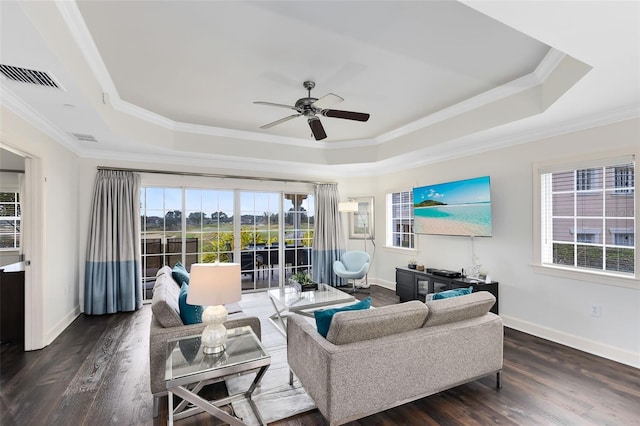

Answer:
[414,176,492,237]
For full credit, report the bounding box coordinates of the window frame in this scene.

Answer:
[533,152,639,289]
[385,190,416,251]
[139,185,315,294]
[0,191,20,251]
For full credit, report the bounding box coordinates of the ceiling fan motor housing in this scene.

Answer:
[295,97,320,116]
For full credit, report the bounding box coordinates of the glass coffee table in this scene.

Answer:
[268,283,355,335]
[165,326,270,425]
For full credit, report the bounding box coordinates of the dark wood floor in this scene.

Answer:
[1,286,639,426]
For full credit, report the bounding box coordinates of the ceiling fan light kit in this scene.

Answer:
[254,80,370,141]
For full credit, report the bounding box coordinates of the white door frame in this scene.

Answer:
[1,141,46,351]
[23,156,46,350]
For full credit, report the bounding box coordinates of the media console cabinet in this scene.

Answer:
[396,267,499,314]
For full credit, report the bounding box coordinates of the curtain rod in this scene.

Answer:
[97,166,335,185]
[0,169,25,174]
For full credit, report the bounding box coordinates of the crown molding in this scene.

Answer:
[534,47,566,82]
[5,76,638,180]
[374,69,544,145]
[0,86,85,156]
[9,3,639,177]
[371,103,640,176]
[79,145,343,178]
[55,0,119,97]
[57,0,565,150]
[374,47,572,146]
[171,120,323,147]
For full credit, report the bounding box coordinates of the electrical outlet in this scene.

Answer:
[590,304,601,318]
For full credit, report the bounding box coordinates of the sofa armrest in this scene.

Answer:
[287,314,339,417]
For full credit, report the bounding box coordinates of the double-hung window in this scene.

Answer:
[386,190,415,249]
[538,156,635,278]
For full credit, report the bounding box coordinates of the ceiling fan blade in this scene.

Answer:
[254,101,300,112]
[308,117,327,140]
[260,114,301,129]
[312,93,343,110]
[321,109,370,122]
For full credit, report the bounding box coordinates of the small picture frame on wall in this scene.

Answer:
[349,197,374,240]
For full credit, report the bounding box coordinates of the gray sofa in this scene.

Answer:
[149,266,261,416]
[287,291,503,426]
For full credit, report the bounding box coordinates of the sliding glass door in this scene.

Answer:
[140,187,314,299]
[240,192,280,291]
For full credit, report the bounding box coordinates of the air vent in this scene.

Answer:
[0,64,60,88]
[72,133,98,143]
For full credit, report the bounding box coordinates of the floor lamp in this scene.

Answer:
[338,201,368,252]
[338,201,370,291]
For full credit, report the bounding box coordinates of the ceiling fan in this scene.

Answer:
[254,81,370,141]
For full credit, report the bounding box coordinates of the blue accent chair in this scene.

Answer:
[333,250,370,293]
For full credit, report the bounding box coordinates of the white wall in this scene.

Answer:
[0,106,80,347]
[352,118,640,367]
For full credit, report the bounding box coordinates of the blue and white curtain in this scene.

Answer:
[84,170,142,314]
[311,184,345,287]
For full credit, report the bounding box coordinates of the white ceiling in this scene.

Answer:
[0,1,638,178]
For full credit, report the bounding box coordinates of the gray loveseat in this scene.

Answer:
[287,291,503,425]
[148,266,261,416]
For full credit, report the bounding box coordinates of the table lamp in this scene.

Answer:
[187,262,241,354]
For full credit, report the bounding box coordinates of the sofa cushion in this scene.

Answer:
[151,267,183,328]
[432,286,473,300]
[178,282,204,325]
[424,291,496,327]
[326,300,428,345]
[172,261,190,286]
[314,298,371,338]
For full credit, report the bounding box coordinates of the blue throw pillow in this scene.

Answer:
[314,297,372,338]
[432,286,473,300]
[178,282,204,325]
[172,262,190,286]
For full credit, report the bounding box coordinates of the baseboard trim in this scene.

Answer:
[45,305,81,346]
[370,277,395,291]
[501,314,640,369]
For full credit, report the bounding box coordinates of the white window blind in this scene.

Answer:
[540,158,635,276]
[0,191,20,250]
[386,190,415,249]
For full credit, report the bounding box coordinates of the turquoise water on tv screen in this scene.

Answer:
[414,203,491,224]
[414,203,492,236]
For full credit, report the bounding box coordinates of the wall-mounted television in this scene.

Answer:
[413,176,492,237]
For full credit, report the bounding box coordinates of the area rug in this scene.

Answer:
[225,292,316,425]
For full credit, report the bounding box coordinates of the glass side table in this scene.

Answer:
[165,326,270,425]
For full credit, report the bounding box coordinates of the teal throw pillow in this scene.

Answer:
[178,282,204,325]
[432,286,473,300]
[314,297,371,338]
[172,261,190,286]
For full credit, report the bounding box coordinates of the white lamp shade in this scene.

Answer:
[186,263,241,306]
[338,201,359,213]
